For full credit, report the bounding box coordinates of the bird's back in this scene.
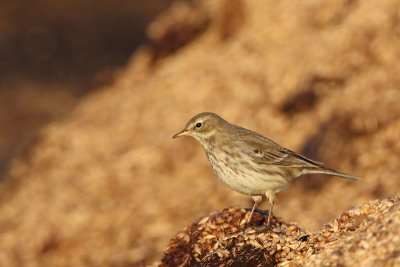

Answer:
[222,122,358,180]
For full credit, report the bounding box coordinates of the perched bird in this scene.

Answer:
[173,112,359,227]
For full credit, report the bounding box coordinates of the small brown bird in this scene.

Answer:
[173,112,358,227]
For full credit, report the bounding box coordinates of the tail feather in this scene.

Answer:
[304,167,360,180]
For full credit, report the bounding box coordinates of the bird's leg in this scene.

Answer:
[246,195,263,224]
[265,191,276,227]
[266,200,274,227]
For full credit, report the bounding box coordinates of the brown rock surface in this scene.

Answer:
[0,0,400,266]
[160,197,400,266]
[160,208,310,266]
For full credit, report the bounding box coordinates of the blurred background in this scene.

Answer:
[0,0,399,266]
[0,0,168,177]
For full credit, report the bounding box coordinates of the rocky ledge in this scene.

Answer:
[159,196,400,266]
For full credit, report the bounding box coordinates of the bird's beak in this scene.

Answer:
[172,129,192,139]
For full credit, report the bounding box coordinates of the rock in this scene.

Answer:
[160,197,400,266]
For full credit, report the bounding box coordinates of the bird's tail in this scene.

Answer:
[304,167,360,180]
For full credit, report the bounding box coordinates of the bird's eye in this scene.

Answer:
[195,122,202,129]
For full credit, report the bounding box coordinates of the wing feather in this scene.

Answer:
[235,132,323,168]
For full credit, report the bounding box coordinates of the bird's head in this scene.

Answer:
[172,112,227,145]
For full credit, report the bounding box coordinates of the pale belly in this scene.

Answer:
[206,151,289,196]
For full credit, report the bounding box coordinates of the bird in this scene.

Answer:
[172,112,359,227]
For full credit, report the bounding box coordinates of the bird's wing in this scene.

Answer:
[236,133,323,168]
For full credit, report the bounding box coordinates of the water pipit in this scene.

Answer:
[173,112,359,227]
